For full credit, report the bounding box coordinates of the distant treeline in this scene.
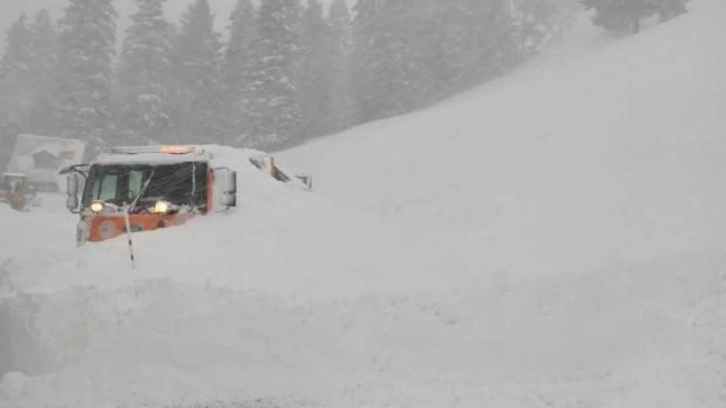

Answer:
[0,0,572,157]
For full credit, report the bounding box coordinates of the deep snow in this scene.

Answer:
[2,1,726,407]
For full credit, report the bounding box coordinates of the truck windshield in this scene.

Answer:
[82,162,208,210]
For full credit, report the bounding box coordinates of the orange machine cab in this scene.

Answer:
[63,145,236,245]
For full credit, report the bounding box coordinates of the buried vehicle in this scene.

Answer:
[61,145,238,245]
[0,172,39,211]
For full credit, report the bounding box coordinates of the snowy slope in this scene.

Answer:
[2,1,726,407]
[281,0,726,275]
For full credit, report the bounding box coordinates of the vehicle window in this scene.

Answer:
[90,178,101,200]
[83,163,207,208]
[98,174,117,201]
[141,163,206,207]
[128,170,143,199]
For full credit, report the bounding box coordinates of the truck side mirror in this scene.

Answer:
[67,173,79,196]
[215,168,237,209]
[223,171,237,208]
[66,174,80,212]
[66,195,79,212]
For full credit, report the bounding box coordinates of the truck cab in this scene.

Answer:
[62,145,237,245]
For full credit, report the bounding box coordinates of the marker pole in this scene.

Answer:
[124,204,136,270]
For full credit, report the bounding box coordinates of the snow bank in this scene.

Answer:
[2,146,471,298]
[1,146,482,406]
[2,250,723,407]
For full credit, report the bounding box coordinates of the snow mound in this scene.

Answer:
[0,145,480,407]
[2,145,469,299]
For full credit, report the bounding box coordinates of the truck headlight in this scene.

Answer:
[90,201,104,213]
[153,200,172,214]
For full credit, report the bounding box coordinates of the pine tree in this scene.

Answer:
[28,10,58,80]
[390,0,458,106]
[248,0,302,149]
[298,0,332,138]
[117,0,174,144]
[0,121,20,170]
[26,10,60,134]
[383,0,441,111]
[352,0,451,122]
[0,14,34,128]
[327,0,354,133]
[510,0,570,58]
[56,0,117,144]
[420,1,473,97]
[0,14,25,167]
[221,0,256,145]
[171,0,224,143]
[655,0,689,22]
[351,0,392,123]
[0,15,33,81]
[350,0,527,124]
[581,0,689,35]
[451,0,521,89]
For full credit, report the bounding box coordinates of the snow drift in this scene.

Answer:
[2,1,726,407]
[281,0,726,275]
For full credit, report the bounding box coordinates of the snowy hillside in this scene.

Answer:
[281,0,726,274]
[2,1,726,407]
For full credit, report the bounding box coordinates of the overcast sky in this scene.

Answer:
[0,0,340,50]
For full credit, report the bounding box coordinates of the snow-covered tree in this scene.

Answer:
[326,0,354,133]
[0,15,33,81]
[56,0,117,144]
[379,0,445,111]
[352,0,460,121]
[394,0,462,105]
[654,0,689,21]
[581,0,689,34]
[171,0,224,142]
[248,0,302,149]
[28,10,59,80]
[415,1,473,98]
[117,0,174,144]
[221,0,257,144]
[0,14,34,127]
[0,10,59,135]
[510,0,572,57]
[351,0,395,122]
[349,0,534,123]
[0,121,20,170]
[459,0,522,86]
[26,10,60,134]
[298,0,333,138]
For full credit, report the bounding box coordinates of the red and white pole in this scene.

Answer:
[124,204,136,270]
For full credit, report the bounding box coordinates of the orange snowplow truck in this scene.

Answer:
[61,145,237,245]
